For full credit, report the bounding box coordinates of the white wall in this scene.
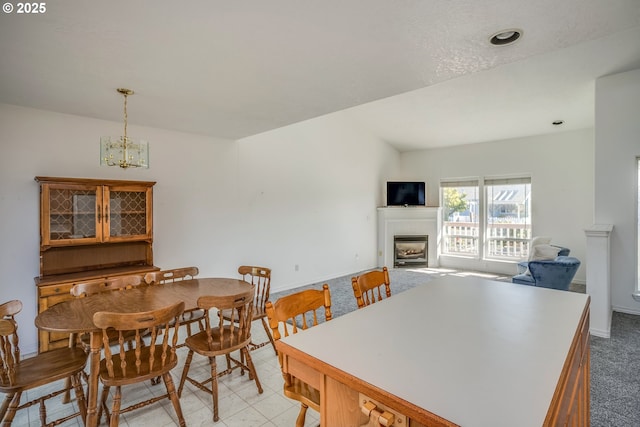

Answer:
[236,114,399,285]
[0,103,398,354]
[398,129,594,279]
[595,68,640,314]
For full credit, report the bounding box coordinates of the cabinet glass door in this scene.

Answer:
[105,186,151,241]
[44,185,102,245]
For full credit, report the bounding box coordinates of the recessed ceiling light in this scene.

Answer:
[489,29,522,46]
[552,120,565,126]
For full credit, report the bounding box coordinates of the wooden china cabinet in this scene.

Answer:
[34,176,159,353]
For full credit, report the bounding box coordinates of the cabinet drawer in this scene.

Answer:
[39,283,73,298]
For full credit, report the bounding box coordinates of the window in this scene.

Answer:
[441,176,531,260]
[441,180,480,256]
[485,177,531,259]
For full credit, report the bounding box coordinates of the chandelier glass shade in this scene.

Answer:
[100,88,149,169]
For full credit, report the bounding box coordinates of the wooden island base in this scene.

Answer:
[277,276,590,427]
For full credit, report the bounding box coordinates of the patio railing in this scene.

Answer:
[443,222,532,258]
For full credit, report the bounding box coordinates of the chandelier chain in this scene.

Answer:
[123,91,128,143]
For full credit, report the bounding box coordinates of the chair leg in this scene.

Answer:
[208,356,220,422]
[238,350,246,376]
[226,353,233,372]
[98,384,111,425]
[178,350,194,397]
[296,403,309,427]
[0,393,14,421]
[109,386,122,427]
[163,372,186,427]
[62,377,72,404]
[2,392,21,425]
[38,396,47,426]
[260,317,277,355]
[71,373,88,422]
[242,347,263,394]
[63,332,80,403]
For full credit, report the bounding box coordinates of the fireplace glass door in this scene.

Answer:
[394,235,428,267]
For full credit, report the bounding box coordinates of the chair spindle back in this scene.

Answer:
[265,284,332,341]
[238,266,271,313]
[0,300,21,368]
[144,267,199,285]
[0,320,19,387]
[198,287,255,353]
[70,275,143,297]
[93,302,185,379]
[351,267,391,309]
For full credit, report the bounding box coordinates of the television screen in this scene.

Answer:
[386,182,425,206]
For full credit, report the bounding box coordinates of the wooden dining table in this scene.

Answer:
[34,277,253,427]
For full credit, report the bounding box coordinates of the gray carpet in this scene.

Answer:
[272,267,439,318]
[271,267,640,426]
[590,312,640,426]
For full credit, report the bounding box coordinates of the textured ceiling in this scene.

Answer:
[1,0,639,150]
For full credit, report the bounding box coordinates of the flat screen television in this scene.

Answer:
[386,181,425,206]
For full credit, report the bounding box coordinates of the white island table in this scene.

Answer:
[277,275,590,427]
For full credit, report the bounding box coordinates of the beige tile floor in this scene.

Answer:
[9,269,533,427]
[10,325,318,427]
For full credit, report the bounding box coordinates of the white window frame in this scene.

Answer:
[440,175,532,261]
[440,178,481,258]
[484,176,532,260]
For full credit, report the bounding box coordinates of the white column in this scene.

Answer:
[585,224,614,338]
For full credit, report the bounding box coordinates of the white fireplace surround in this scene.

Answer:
[377,207,442,269]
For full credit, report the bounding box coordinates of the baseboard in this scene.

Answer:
[590,308,640,338]
[612,305,640,316]
[589,327,611,338]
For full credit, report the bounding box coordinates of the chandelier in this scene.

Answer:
[100,88,149,169]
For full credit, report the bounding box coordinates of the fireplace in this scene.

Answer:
[377,206,440,269]
[394,235,428,268]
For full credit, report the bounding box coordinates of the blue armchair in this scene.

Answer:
[516,246,570,274]
[512,256,581,291]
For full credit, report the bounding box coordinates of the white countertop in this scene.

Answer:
[280,275,589,427]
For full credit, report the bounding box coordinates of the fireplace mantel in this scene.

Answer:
[377,207,441,269]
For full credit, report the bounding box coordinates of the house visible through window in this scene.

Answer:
[485,177,531,259]
[441,176,531,260]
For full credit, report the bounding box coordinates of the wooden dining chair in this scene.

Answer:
[351,266,392,309]
[221,265,276,354]
[65,274,148,400]
[0,300,88,426]
[70,274,144,298]
[178,287,263,422]
[93,301,186,427]
[143,266,199,285]
[70,275,145,350]
[144,267,205,344]
[265,284,332,427]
